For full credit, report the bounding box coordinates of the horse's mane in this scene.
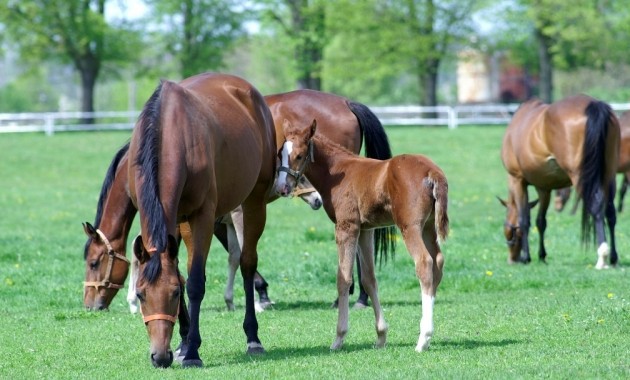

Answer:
[136,81,168,284]
[83,141,130,260]
[313,132,356,157]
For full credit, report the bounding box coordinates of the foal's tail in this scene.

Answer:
[347,100,396,265]
[579,99,618,243]
[428,171,449,243]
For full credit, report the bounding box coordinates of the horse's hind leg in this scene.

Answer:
[618,173,628,212]
[589,188,610,269]
[606,180,618,266]
[535,189,551,263]
[357,230,387,348]
[331,221,360,350]
[401,223,443,352]
[224,222,240,311]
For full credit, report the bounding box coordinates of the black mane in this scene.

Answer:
[136,81,168,282]
[83,142,130,260]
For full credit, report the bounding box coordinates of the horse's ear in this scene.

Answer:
[309,119,317,137]
[529,199,539,209]
[132,235,149,264]
[83,222,99,239]
[167,234,179,259]
[496,196,508,208]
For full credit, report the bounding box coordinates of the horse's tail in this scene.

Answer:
[135,81,168,255]
[429,170,449,243]
[579,99,617,244]
[347,100,396,265]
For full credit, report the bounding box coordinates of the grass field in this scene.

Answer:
[0,126,628,379]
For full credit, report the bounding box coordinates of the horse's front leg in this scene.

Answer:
[126,248,139,314]
[535,189,550,263]
[357,230,387,348]
[224,222,241,311]
[181,214,214,368]
[331,220,359,351]
[617,173,628,212]
[513,181,532,263]
[174,273,191,362]
[240,197,267,354]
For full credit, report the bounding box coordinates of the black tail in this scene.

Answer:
[579,100,616,244]
[347,100,396,265]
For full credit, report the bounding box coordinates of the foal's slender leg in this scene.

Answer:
[535,189,551,263]
[419,225,444,352]
[400,223,435,352]
[605,180,618,266]
[331,221,360,350]
[356,229,387,348]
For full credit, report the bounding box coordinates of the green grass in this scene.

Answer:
[0,127,628,379]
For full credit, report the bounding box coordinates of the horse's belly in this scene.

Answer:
[524,157,571,189]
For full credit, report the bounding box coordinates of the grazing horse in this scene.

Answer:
[265,89,395,308]
[83,142,318,313]
[275,119,449,352]
[554,110,630,213]
[499,95,619,269]
[127,73,276,368]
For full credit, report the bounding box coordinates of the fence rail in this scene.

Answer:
[2,103,630,135]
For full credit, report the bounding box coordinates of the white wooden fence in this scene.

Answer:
[2,103,629,135]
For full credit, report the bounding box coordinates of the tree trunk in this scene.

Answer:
[79,66,98,124]
[535,27,553,103]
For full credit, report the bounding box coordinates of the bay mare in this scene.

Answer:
[275,120,449,352]
[82,142,318,312]
[500,94,619,269]
[555,110,630,213]
[83,89,393,313]
[127,73,277,368]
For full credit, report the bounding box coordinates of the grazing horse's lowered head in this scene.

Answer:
[132,235,182,368]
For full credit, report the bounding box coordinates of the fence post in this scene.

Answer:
[44,114,55,136]
[448,107,457,129]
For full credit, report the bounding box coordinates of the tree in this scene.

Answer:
[326,0,481,107]
[148,0,248,79]
[256,0,327,90]
[0,0,142,117]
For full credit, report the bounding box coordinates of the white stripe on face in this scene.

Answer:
[276,141,293,191]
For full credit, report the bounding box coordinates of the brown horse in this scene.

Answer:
[83,142,316,313]
[555,110,630,213]
[500,94,619,269]
[275,119,449,352]
[127,73,276,368]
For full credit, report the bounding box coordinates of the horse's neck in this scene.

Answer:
[312,135,354,170]
[100,183,138,251]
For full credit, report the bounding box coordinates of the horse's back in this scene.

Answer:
[265,90,361,153]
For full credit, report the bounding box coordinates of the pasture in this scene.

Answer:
[0,126,628,378]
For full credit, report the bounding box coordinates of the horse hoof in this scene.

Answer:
[330,339,344,351]
[246,343,266,355]
[353,301,368,310]
[182,359,203,368]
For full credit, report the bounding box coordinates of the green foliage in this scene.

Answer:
[0,69,59,112]
[0,127,628,377]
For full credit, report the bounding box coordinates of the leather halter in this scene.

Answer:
[291,186,317,197]
[83,229,130,290]
[277,139,314,184]
[140,272,183,325]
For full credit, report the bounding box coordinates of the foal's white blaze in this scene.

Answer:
[416,292,434,352]
[595,242,610,270]
[275,141,293,195]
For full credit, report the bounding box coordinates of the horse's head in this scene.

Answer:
[275,119,317,197]
[132,234,181,368]
[83,222,130,311]
[497,196,538,263]
[292,175,322,210]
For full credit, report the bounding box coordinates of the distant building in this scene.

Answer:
[457,49,536,104]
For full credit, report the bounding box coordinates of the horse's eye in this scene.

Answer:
[173,288,181,300]
[296,154,303,160]
[136,292,145,302]
[89,260,99,270]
